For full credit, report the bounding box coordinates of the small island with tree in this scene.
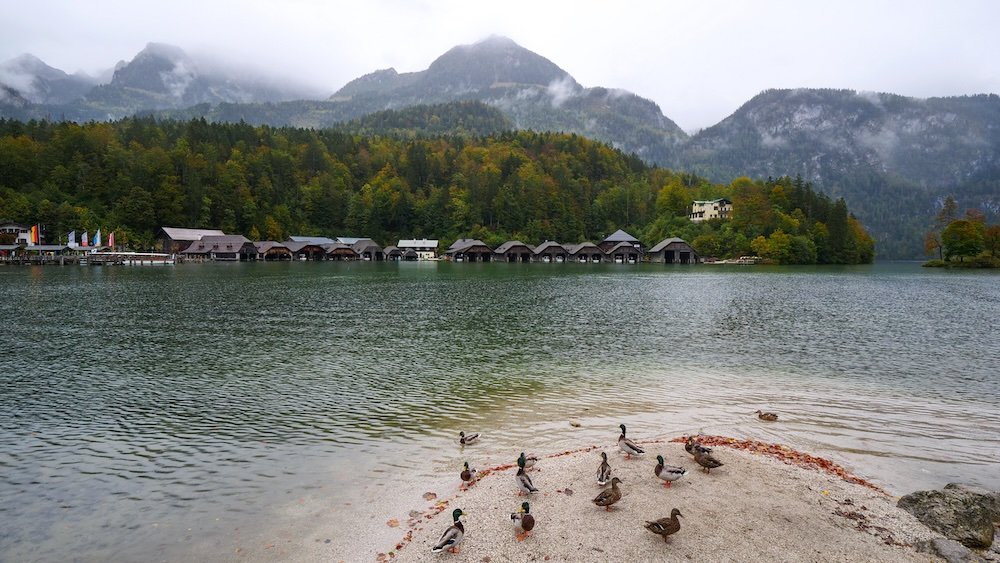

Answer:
[924,196,1000,268]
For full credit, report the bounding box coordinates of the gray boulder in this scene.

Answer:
[898,483,1000,549]
[916,537,986,563]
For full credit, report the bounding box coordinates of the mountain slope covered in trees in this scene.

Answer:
[676,89,1000,258]
[2,40,997,258]
[0,117,872,264]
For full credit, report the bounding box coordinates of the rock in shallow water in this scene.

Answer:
[898,483,1000,549]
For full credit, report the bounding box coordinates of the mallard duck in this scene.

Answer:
[519,451,539,471]
[592,476,623,511]
[460,461,477,489]
[694,449,724,473]
[459,431,480,445]
[755,410,779,421]
[516,455,538,495]
[684,436,712,456]
[510,501,535,541]
[644,508,682,542]
[431,508,465,553]
[618,424,645,459]
[596,451,612,486]
[654,455,687,488]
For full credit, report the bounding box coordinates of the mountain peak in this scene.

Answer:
[135,42,189,62]
[426,36,577,91]
[470,35,519,49]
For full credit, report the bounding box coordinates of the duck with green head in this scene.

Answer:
[654,455,687,488]
[431,508,466,553]
[460,461,477,489]
[515,454,538,495]
[618,424,645,459]
[510,501,535,541]
[519,451,539,471]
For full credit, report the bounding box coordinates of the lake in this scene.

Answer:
[1,261,998,561]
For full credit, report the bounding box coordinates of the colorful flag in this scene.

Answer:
[94,229,102,247]
[30,225,38,245]
[68,230,77,247]
[82,231,89,247]
[108,231,115,249]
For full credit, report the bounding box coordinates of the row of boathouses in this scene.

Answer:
[164,228,699,264]
[2,225,699,265]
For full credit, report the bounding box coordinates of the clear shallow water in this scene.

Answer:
[1,262,998,561]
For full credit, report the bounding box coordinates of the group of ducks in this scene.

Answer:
[435,412,779,554]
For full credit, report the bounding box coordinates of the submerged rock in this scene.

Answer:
[898,483,1000,549]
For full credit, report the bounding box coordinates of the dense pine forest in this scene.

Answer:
[0,117,874,264]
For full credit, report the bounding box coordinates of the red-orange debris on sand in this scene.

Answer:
[671,435,886,493]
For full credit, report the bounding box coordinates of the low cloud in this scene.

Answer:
[159,60,195,98]
[547,75,577,107]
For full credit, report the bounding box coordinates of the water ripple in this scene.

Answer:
[1,262,998,561]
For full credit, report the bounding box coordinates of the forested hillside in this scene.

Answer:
[0,117,872,264]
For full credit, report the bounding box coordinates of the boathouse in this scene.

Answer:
[606,241,642,264]
[285,241,327,260]
[446,239,493,262]
[566,242,604,263]
[648,238,699,264]
[181,235,257,261]
[352,239,384,261]
[158,227,226,254]
[324,242,358,261]
[599,229,642,253]
[383,246,403,261]
[254,241,292,261]
[494,241,534,262]
[397,239,439,260]
[533,241,568,263]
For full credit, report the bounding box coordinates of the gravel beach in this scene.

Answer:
[387,437,940,562]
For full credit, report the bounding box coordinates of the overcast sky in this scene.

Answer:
[2,0,998,131]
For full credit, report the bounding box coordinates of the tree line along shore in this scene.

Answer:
[0,118,877,265]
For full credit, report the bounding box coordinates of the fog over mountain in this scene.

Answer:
[1,37,997,258]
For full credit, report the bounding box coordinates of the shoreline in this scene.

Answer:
[373,436,941,562]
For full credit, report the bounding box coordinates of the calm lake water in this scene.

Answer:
[1,261,998,561]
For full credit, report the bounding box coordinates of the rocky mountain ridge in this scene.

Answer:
[2,39,997,257]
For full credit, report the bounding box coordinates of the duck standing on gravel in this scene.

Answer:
[510,501,535,541]
[597,451,612,486]
[618,424,645,459]
[654,455,687,488]
[694,448,724,473]
[755,410,779,421]
[515,454,538,495]
[644,508,683,542]
[431,508,466,553]
[460,461,477,489]
[592,476,623,511]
